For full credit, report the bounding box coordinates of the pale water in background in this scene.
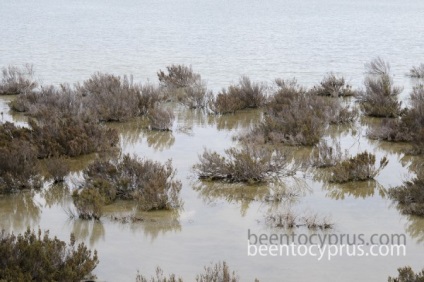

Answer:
[1,0,424,281]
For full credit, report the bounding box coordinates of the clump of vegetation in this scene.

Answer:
[136,261,244,282]
[210,76,266,114]
[158,64,210,109]
[0,64,37,95]
[311,73,356,97]
[136,267,183,282]
[408,64,424,78]
[73,154,182,219]
[158,64,201,89]
[266,210,333,229]
[309,140,346,168]
[193,144,292,183]
[388,266,424,282]
[29,115,119,158]
[10,84,83,117]
[0,122,41,193]
[330,151,388,183]
[327,99,358,124]
[358,58,403,117]
[148,107,175,131]
[367,84,424,154]
[77,73,144,122]
[0,228,98,281]
[72,187,105,220]
[388,177,424,217]
[242,79,328,145]
[196,261,240,282]
[44,157,70,183]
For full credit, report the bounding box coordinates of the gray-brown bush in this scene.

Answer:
[330,151,388,183]
[136,261,245,282]
[242,79,328,146]
[388,266,424,282]
[367,84,424,154]
[28,115,119,158]
[311,73,356,97]
[0,228,98,281]
[73,154,182,219]
[0,122,41,193]
[210,76,266,114]
[193,144,292,183]
[148,107,175,131]
[0,64,37,95]
[358,58,403,117]
[388,177,424,217]
[158,64,210,109]
[408,64,424,78]
[78,73,144,122]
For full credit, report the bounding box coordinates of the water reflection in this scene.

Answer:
[144,130,175,151]
[176,107,262,132]
[323,180,387,200]
[42,183,72,208]
[0,191,41,232]
[404,214,424,244]
[69,218,106,246]
[193,178,310,216]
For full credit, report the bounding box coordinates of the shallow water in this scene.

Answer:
[1,0,424,281]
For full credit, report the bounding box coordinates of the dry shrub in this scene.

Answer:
[12,75,163,122]
[310,140,346,168]
[196,261,239,282]
[330,151,388,183]
[45,157,70,183]
[158,64,201,88]
[78,73,143,122]
[136,267,183,282]
[10,84,85,119]
[388,266,424,282]
[72,188,105,220]
[73,154,182,219]
[408,64,424,78]
[367,84,424,153]
[311,73,356,97]
[0,228,98,281]
[389,177,424,217]
[358,58,403,117]
[0,122,41,193]
[266,210,333,230]
[0,64,37,95]
[136,262,244,282]
[193,144,292,183]
[243,79,327,146]
[210,76,266,114]
[28,115,119,158]
[158,64,210,109]
[148,107,175,131]
[327,99,358,124]
[139,83,166,115]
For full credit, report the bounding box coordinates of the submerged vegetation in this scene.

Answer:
[330,151,388,183]
[210,76,266,114]
[136,261,245,282]
[408,64,424,79]
[358,58,403,118]
[388,266,424,282]
[389,176,424,217]
[193,144,293,183]
[1,60,424,280]
[0,64,37,95]
[73,154,182,219]
[0,228,98,281]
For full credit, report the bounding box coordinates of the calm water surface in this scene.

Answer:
[1,0,424,281]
